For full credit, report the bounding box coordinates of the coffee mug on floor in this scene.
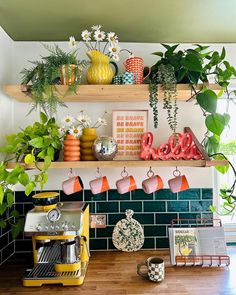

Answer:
[142,175,164,194]
[62,176,84,195]
[116,175,137,194]
[89,176,110,195]
[168,174,189,193]
[137,256,165,282]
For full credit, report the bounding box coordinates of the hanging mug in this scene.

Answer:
[62,170,84,195]
[116,168,137,194]
[168,168,189,193]
[124,56,151,84]
[142,168,164,194]
[89,168,110,195]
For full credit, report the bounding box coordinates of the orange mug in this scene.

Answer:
[142,175,164,194]
[89,176,110,195]
[116,175,137,194]
[168,175,189,193]
[62,176,84,195]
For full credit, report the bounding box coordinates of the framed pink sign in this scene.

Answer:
[112,110,148,160]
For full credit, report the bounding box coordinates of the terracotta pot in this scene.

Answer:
[80,128,97,161]
[63,134,80,161]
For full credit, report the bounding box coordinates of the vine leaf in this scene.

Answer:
[196,90,217,113]
[181,53,202,72]
[205,113,230,136]
[211,154,229,174]
[204,135,220,154]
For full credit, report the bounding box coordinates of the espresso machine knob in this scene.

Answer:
[36,224,42,231]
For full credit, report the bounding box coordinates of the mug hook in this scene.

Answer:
[95,167,102,178]
[68,168,74,178]
[121,167,129,178]
[147,166,155,178]
[173,166,181,177]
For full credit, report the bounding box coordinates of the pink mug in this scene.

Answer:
[89,176,110,195]
[142,175,164,194]
[168,175,189,193]
[116,175,137,194]
[124,56,151,84]
[62,176,84,195]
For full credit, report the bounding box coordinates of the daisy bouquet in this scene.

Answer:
[60,110,107,138]
[69,25,122,62]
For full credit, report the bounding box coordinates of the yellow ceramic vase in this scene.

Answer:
[86,50,118,84]
[80,128,97,161]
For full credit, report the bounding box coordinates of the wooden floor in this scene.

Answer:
[0,248,236,295]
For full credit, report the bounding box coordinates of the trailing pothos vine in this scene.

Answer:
[149,44,236,214]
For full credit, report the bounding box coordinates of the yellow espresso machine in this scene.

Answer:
[23,192,90,286]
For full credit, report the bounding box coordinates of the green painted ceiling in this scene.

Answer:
[1,0,236,42]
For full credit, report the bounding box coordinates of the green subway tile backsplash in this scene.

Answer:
[120,201,142,212]
[202,188,213,199]
[132,190,153,200]
[167,201,189,212]
[178,189,201,200]
[14,187,213,253]
[155,189,177,200]
[144,201,166,212]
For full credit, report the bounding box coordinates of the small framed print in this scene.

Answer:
[112,110,148,160]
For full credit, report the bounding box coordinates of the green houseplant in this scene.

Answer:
[0,112,62,237]
[21,44,88,116]
[149,44,236,214]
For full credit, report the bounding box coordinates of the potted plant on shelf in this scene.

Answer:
[0,112,62,237]
[149,44,236,155]
[21,44,88,116]
[60,110,107,161]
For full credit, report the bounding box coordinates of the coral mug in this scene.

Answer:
[62,176,84,195]
[142,170,164,194]
[168,169,189,193]
[89,176,110,195]
[116,169,137,194]
[124,56,151,84]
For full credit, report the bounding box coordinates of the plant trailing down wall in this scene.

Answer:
[149,44,236,214]
[0,112,61,237]
[21,44,88,117]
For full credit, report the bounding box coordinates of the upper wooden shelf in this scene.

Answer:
[6,159,228,170]
[3,84,221,103]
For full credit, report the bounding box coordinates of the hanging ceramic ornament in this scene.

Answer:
[112,209,144,252]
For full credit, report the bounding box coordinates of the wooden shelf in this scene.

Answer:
[3,84,221,103]
[6,159,228,170]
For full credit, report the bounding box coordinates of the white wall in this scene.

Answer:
[4,36,236,190]
[0,27,14,160]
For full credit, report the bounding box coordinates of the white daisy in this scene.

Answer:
[108,45,121,55]
[98,117,107,126]
[112,54,120,62]
[81,30,91,41]
[107,32,118,44]
[62,115,74,126]
[77,111,91,128]
[69,127,82,138]
[92,24,102,31]
[68,36,77,48]
[94,30,106,41]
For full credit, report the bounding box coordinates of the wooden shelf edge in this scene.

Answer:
[3,84,222,103]
[6,159,228,170]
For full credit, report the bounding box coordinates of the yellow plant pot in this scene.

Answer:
[80,128,97,161]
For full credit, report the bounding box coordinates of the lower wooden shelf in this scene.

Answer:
[6,159,228,170]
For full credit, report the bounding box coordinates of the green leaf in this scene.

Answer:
[25,181,36,196]
[220,47,226,60]
[11,209,20,218]
[152,52,163,57]
[7,192,14,208]
[0,220,7,228]
[0,185,4,205]
[0,203,7,215]
[43,156,51,171]
[205,113,229,136]
[212,154,229,174]
[47,146,54,160]
[29,137,44,148]
[182,53,202,72]
[40,112,48,124]
[209,205,217,213]
[11,218,25,239]
[196,90,217,113]
[24,154,35,165]
[18,172,30,186]
[204,135,220,154]
[0,145,15,153]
